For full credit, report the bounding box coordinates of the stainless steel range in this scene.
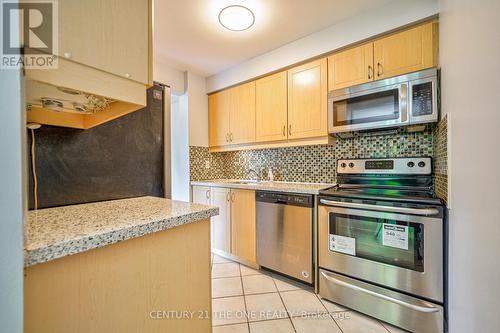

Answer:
[318,157,444,333]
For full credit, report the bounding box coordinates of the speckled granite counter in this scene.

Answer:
[24,196,218,267]
[191,180,334,195]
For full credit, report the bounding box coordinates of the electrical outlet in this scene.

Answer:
[205,160,210,169]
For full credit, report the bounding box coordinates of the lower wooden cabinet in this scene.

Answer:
[192,186,256,265]
[230,189,256,263]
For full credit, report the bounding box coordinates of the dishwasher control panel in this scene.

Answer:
[256,191,313,208]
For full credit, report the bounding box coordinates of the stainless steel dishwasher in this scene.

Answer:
[256,191,313,283]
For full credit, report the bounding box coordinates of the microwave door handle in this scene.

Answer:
[320,272,441,314]
[400,83,408,123]
[319,199,440,216]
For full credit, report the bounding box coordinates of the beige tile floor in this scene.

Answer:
[211,254,408,333]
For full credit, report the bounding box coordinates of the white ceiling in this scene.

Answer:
[154,0,395,77]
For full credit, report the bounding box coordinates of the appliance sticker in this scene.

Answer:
[382,224,409,250]
[329,234,356,256]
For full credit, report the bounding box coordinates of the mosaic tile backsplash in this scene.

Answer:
[433,115,448,203]
[190,119,448,202]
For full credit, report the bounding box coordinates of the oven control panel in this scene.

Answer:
[337,157,432,175]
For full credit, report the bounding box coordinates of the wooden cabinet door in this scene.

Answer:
[209,90,231,147]
[374,22,438,80]
[58,0,150,83]
[287,58,328,139]
[230,189,256,263]
[211,187,231,253]
[229,82,256,145]
[328,43,374,90]
[255,72,288,142]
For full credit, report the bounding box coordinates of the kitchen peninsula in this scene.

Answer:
[24,196,218,333]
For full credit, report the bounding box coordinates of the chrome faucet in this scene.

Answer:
[247,168,260,181]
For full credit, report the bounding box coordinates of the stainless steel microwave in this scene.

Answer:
[328,68,439,135]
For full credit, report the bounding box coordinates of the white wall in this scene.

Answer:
[206,0,439,92]
[0,56,25,332]
[186,72,209,147]
[439,0,500,332]
[170,93,190,201]
[153,57,186,94]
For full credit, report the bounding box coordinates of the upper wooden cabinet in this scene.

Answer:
[209,82,256,147]
[58,0,151,84]
[209,90,231,147]
[230,82,256,145]
[287,58,328,140]
[373,22,438,80]
[255,71,288,142]
[328,43,374,90]
[328,21,438,90]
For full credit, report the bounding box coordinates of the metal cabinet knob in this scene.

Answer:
[63,52,71,59]
[368,65,373,79]
[125,73,131,78]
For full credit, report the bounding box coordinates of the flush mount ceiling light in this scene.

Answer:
[218,5,255,31]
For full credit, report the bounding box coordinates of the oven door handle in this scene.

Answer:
[319,199,439,216]
[320,272,440,313]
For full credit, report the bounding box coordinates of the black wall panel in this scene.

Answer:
[27,85,164,209]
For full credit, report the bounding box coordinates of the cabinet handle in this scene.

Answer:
[225,133,229,142]
[283,125,286,137]
[230,133,233,142]
[368,65,373,79]
[125,73,131,78]
[206,190,210,200]
[231,192,235,202]
[226,192,230,202]
[63,52,72,59]
[377,62,383,77]
[288,125,292,136]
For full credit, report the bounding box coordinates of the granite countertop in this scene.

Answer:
[24,196,218,267]
[191,179,335,195]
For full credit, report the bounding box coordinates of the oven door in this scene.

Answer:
[328,83,408,134]
[318,199,443,302]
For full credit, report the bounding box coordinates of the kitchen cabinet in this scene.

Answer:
[208,91,231,147]
[58,0,151,84]
[25,0,153,129]
[287,58,328,139]
[373,22,438,80]
[192,186,257,265]
[230,82,256,144]
[192,186,211,205]
[328,43,374,90]
[328,21,438,90]
[230,189,256,263]
[209,82,256,147]
[255,71,288,142]
[210,187,231,253]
